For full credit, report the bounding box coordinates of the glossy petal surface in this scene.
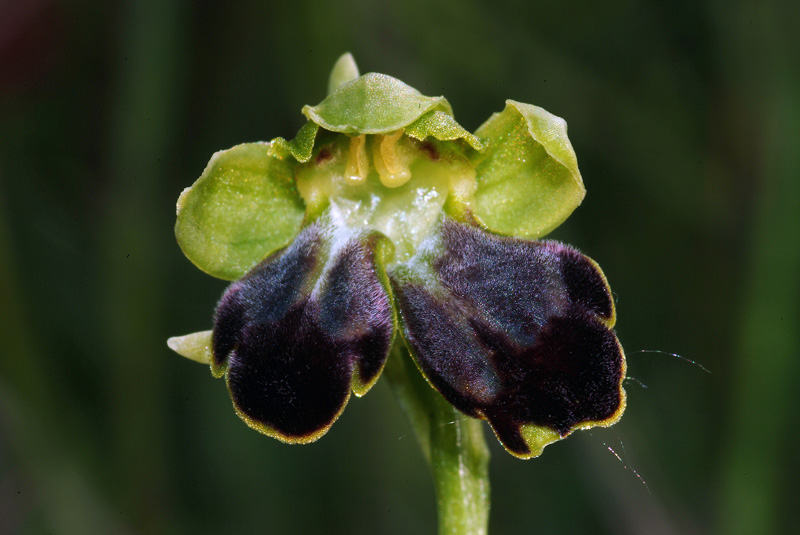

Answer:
[211,219,396,442]
[391,219,625,458]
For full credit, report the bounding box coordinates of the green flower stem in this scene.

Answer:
[385,343,490,535]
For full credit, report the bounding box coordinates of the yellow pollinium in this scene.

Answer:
[343,130,413,189]
[344,134,368,185]
[374,130,411,188]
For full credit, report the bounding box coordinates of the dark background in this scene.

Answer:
[1,1,798,534]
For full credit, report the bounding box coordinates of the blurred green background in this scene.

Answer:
[1,0,798,534]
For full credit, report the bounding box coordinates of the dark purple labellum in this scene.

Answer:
[211,220,395,443]
[390,218,625,457]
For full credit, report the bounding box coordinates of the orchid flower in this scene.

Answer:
[168,54,625,460]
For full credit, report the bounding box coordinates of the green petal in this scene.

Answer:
[405,110,486,151]
[269,120,319,163]
[302,72,453,135]
[175,142,306,280]
[471,100,585,239]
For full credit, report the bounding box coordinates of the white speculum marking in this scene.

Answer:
[296,132,476,265]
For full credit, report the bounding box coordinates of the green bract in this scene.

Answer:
[170,54,625,458]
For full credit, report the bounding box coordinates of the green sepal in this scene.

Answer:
[405,110,486,152]
[175,142,306,280]
[471,100,585,239]
[302,73,453,135]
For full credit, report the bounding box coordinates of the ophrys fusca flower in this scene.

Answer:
[168,54,625,459]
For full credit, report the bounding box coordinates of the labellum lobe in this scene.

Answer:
[211,219,396,443]
[391,219,626,458]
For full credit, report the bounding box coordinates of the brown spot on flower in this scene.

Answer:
[419,141,439,161]
[315,146,333,164]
